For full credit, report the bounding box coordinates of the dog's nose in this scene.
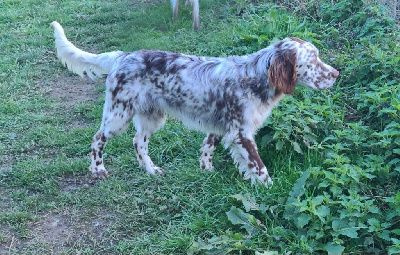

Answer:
[331,69,340,78]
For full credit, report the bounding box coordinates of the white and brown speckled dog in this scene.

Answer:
[51,21,339,186]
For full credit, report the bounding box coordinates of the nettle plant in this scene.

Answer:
[284,153,400,254]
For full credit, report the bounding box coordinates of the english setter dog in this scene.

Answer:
[171,0,200,30]
[51,21,339,186]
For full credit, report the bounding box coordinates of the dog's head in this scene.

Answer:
[268,37,339,94]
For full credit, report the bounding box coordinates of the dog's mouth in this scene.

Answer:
[300,79,336,90]
[313,73,340,89]
[317,79,337,89]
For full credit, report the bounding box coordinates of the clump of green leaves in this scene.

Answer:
[284,153,399,254]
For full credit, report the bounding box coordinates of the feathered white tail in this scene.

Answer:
[51,21,123,81]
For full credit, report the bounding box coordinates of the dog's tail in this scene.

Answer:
[51,21,124,81]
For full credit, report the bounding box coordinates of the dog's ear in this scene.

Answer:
[268,48,297,94]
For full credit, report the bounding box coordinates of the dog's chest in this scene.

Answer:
[245,93,284,131]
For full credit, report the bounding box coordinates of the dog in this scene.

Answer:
[51,21,339,186]
[171,0,200,30]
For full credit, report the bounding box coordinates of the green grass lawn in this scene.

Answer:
[0,0,315,254]
[1,0,399,254]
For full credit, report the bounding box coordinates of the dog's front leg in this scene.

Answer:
[223,130,273,186]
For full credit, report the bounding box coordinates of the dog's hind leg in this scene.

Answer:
[90,94,135,179]
[199,133,221,171]
[133,110,166,175]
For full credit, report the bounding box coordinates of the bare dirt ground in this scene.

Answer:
[0,72,108,254]
[5,210,116,254]
[44,74,99,108]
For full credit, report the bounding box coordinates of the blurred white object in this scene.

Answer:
[170,0,200,30]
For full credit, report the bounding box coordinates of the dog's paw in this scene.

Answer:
[263,175,273,188]
[146,165,164,175]
[243,167,273,187]
[200,158,214,171]
[90,166,109,180]
[256,170,273,188]
[91,171,109,180]
[154,166,164,175]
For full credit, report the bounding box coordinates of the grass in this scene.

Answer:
[0,0,323,254]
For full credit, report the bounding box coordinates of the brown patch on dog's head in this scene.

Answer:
[268,45,297,94]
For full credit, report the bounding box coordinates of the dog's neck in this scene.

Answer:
[227,45,276,80]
